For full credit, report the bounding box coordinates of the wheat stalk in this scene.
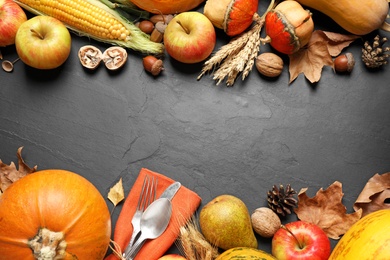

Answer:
[198,13,264,87]
[177,217,219,260]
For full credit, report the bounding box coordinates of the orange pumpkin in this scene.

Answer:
[0,169,111,260]
[130,0,205,14]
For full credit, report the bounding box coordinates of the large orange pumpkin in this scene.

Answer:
[0,169,111,260]
[130,0,205,14]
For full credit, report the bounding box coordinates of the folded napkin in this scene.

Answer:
[105,168,202,260]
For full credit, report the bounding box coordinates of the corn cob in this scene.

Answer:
[14,0,164,55]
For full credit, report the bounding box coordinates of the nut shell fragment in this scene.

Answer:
[78,45,103,70]
[102,47,128,70]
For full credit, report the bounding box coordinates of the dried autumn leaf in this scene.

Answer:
[288,30,359,83]
[288,40,333,83]
[353,172,390,217]
[294,181,362,239]
[0,147,37,195]
[315,31,360,57]
[108,177,125,207]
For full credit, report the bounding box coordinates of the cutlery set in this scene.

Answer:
[122,176,181,260]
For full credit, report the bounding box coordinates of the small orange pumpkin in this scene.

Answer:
[265,1,314,54]
[0,169,111,260]
[130,0,205,14]
[204,0,258,36]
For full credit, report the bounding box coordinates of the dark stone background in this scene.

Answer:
[1,2,389,257]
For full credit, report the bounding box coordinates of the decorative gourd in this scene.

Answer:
[294,0,389,35]
[130,0,205,14]
[329,209,390,259]
[264,1,314,54]
[0,169,111,260]
[216,247,278,260]
[203,0,258,36]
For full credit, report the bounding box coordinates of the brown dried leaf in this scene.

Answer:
[294,181,362,239]
[0,147,37,195]
[288,40,333,83]
[288,30,360,83]
[108,177,125,207]
[353,172,390,217]
[314,31,360,57]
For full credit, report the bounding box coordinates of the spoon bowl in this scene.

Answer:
[125,198,172,259]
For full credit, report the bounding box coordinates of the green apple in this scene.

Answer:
[15,16,71,69]
[0,0,27,46]
[164,12,216,64]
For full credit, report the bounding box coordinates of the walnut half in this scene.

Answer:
[78,45,102,70]
[102,47,128,71]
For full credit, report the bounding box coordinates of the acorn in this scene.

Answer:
[334,52,355,73]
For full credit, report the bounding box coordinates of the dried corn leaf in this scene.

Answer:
[108,177,125,207]
[0,147,37,195]
[294,181,362,239]
[353,172,390,217]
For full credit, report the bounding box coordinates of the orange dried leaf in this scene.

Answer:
[294,181,362,239]
[0,147,37,195]
[353,172,390,217]
[108,177,125,207]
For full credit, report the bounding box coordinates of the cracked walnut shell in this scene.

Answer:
[78,45,103,70]
[102,47,128,70]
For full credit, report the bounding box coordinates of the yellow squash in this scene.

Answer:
[329,209,390,260]
[216,247,277,260]
[293,0,389,35]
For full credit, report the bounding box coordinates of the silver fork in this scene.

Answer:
[123,175,157,257]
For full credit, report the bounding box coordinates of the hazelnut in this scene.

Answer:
[143,55,164,76]
[251,207,281,238]
[138,20,155,34]
[149,14,174,25]
[256,52,284,77]
[334,52,355,73]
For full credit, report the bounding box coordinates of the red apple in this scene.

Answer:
[164,11,216,64]
[158,254,186,260]
[272,221,331,260]
[0,0,27,46]
[15,15,71,69]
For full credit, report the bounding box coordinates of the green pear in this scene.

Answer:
[199,194,258,250]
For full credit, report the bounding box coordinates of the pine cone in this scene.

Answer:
[362,35,390,68]
[267,184,297,217]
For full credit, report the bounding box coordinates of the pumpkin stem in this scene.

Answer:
[28,228,67,260]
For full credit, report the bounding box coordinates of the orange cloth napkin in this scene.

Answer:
[105,168,202,260]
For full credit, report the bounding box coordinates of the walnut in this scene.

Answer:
[255,52,284,77]
[251,207,281,238]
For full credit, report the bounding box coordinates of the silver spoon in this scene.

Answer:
[125,198,172,260]
[2,58,20,72]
